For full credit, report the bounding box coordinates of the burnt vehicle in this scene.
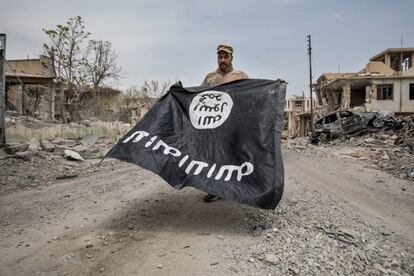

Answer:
[309,110,403,144]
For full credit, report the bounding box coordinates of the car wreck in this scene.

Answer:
[309,110,403,144]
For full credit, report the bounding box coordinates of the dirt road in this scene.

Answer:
[1,151,413,275]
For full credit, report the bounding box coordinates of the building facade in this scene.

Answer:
[284,95,317,138]
[315,48,414,117]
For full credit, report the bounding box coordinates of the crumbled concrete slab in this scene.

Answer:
[5,142,29,154]
[64,150,85,161]
[40,140,55,152]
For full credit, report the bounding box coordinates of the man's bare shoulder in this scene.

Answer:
[205,71,218,78]
[202,71,219,85]
[231,69,249,79]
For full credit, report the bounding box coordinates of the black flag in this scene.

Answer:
[107,79,286,209]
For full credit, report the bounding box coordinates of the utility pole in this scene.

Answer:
[307,34,314,132]
[0,34,6,147]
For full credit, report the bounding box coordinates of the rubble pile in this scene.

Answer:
[284,115,414,181]
[0,135,120,193]
[221,189,414,275]
[395,115,414,152]
[282,137,323,156]
[344,133,414,180]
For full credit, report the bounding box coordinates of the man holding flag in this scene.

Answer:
[107,44,286,210]
[201,44,249,203]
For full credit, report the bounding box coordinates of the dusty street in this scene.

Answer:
[1,150,413,276]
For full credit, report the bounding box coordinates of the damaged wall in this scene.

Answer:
[5,119,131,142]
[368,78,414,113]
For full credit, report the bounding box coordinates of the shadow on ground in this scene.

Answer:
[101,188,268,235]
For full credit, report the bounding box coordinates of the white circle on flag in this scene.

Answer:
[189,91,233,129]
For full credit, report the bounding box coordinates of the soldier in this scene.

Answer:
[201,44,249,203]
[202,44,248,86]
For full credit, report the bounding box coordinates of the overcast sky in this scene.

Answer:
[1,0,413,96]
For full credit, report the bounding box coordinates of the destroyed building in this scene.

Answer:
[284,95,316,138]
[4,56,142,123]
[315,48,414,117]
[77,87,123,121]
[121,97,158,124]
[5,56,55,117]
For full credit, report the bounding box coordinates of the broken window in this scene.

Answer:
[377,84,393,100]
[402,57,410,71]
[315,118,323,129]
[325,113,338,124]
[410,83,414,100]
[295,101,302,107]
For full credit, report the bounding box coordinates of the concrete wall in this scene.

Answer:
[284,96,317,137]
[7,85,22,112]
[5,57,53,78]
[365,61,395,75]
[368,78,414,113]
[5,120,131,142]
[284,97,316,113]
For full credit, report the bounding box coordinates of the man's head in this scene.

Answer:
[216,44,233,72]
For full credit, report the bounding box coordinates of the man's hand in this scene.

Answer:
[275,78,287,84]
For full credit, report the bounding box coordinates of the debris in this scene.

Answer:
[210,261,219,266]
[264,254,278,265]
[252,226,263,237]
[28,138,40,151]
[399,173,408,179]
[365,138,376,143]
[5,142,29,154]
[284,115,414,182]
[289,267,299,275]
[63,150,85,161]
[317,225,358,245]
[157,264,163,269]
[310,110,403,144]
[373,263,388,273]
[14,151,34,161]
[40,140,55,152]
[52,138,77,146]
[54,145,70,156]
[56,175,79,180]
[82,134,98,146]
[381,230,391,236]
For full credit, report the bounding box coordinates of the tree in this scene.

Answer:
[141,80,171,98]
[122,80,171,123]
[84,40,122,116]
[125,80,170,102]
[84,40,121,89]
[43,16,90,122]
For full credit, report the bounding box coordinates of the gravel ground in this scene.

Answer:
[0,149,413,275]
